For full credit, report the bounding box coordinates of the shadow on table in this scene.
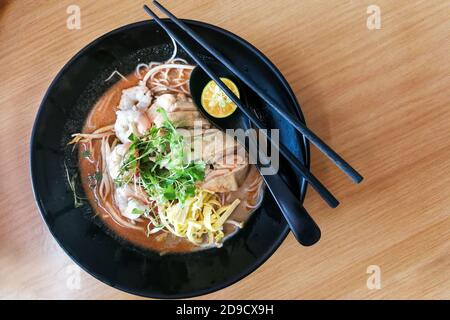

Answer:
[0,1,9,13]
[0,0,10,25]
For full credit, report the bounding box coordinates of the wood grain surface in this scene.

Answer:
[0,0,449,299]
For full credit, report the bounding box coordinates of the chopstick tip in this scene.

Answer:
[350,171,364,184]
[330,199,340,209]
[354,175,364,184]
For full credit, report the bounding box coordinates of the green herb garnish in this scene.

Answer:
[87,171,102,188]
[81,150,91,158]
[116,108,205,204]
[131,208,144,215]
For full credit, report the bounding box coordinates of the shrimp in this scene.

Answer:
[107,143,129,181]
[114,184,149,220]
[114,109,151,143]
[114,85,153,143]
[152,93,177,111]
[118,85,152,111]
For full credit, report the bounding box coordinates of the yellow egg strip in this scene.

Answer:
[156,189,241,247]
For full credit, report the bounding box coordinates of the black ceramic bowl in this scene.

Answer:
[30,20,310,298]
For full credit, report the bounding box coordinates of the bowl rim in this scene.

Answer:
[29,19,310,299]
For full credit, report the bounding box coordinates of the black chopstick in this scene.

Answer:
[152,0,363,184]
[143,5,339,208]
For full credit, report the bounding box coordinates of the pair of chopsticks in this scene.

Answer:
[144,1,363,208]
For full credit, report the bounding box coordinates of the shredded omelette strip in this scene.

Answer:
[156,189,241,247]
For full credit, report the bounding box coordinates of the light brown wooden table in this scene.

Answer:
[0,0,449,300]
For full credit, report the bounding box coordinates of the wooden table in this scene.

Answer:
[1,0,449,300]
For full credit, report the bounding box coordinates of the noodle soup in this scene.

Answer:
[71,60,263,253]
